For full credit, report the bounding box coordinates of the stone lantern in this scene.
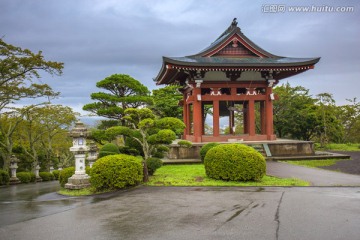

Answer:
[65,121,91,189]
[49,162,54,173]
[87,141,98,168]
[9,155,20,184]
[35,162,42,182]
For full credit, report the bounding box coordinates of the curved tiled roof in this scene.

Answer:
[155,19,320,85]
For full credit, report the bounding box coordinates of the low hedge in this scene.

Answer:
[204,144,266,181]
[200,142,220,162]
[39,172,54,181]
[17,172,32,183]
[59,167,75,187]
[52,170,60,180]
[30,172,36,182]
[90,154,143,191]
[146,157,163,176]
[0,169,10,185]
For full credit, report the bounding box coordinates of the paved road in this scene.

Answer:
[1,184,360,240]
[267,161,360,186]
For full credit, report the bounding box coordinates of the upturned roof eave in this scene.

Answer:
[162,56,321,68]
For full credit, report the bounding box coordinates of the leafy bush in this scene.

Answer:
[200,142,220,162]
[0,170,10,185]
[98,143,120,158]
[119,146,140,156]
[90,154,143,191]
[204,144,266,181]
[146,157,163,175]
[39,172,54,181]
[52,170,60,180]
[17,172,32,183]
[155,117,186,135]
[151,145,169,158]
[59,167,75,187]
[155,129,176,144]
[30,172,36,182]
[125,131,144,156]
[178,140,192,148]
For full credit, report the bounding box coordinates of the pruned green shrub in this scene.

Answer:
[39,172,54,181]
[30,172,36,182]
[52,170,60,180]
[178,140,192,148]
[0,169,10,185]
[151,145,169,159]
[155,117,186,135]
[119,146,140,156]
[98,143,120,158]
[17,172,31,183]
[146,157,163,176]
[200,142,220,162]
[90,154,143,191]
[59,167,75,187]
[204,144,266,181]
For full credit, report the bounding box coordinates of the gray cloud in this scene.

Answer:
[1,0,359,118]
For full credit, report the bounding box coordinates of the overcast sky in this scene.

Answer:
[1,0,359,123]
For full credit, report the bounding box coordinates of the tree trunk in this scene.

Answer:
[143,161,149,182]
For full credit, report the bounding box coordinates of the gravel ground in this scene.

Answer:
[320,151,360,175]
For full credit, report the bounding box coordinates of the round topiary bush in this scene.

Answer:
[146,157,163,176]
[90,154,143,191]
[200,142,220,162]
[204,144,266,181]
[52,170,60,180]
[98,143,120,158]
[59,167,75,187]
[0,169,10,185]
[39,172,54,181]
[17,172,32,183]
[178,140,192,148]
[29,172,36,182]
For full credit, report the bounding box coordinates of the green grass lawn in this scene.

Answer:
[58,187,113,196]
[323,143,360,151]
[280,159,346,169]
[146,164,309,187]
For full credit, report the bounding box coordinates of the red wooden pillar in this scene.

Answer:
[265,87,275,139]
[243,102,248,134]
[213,100,220,137]
[248,99,256,136]
[192,87,202,142]
[260,101,266,135]
[229,101,234,134]
[183,94,188,139]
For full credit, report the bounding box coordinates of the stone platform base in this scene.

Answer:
[65,174,91,189]
[9,177,21,185]
[165,139,350,162]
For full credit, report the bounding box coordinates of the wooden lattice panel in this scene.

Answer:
[214,42,257,57]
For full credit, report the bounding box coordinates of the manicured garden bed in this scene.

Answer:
[146,164,309,186]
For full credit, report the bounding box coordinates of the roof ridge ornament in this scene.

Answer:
[231,18,238,27]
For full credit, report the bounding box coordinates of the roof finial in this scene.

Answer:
[231,18,238,27]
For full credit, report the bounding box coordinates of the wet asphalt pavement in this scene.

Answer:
[0,182,360,240]
[267,161,360,186]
